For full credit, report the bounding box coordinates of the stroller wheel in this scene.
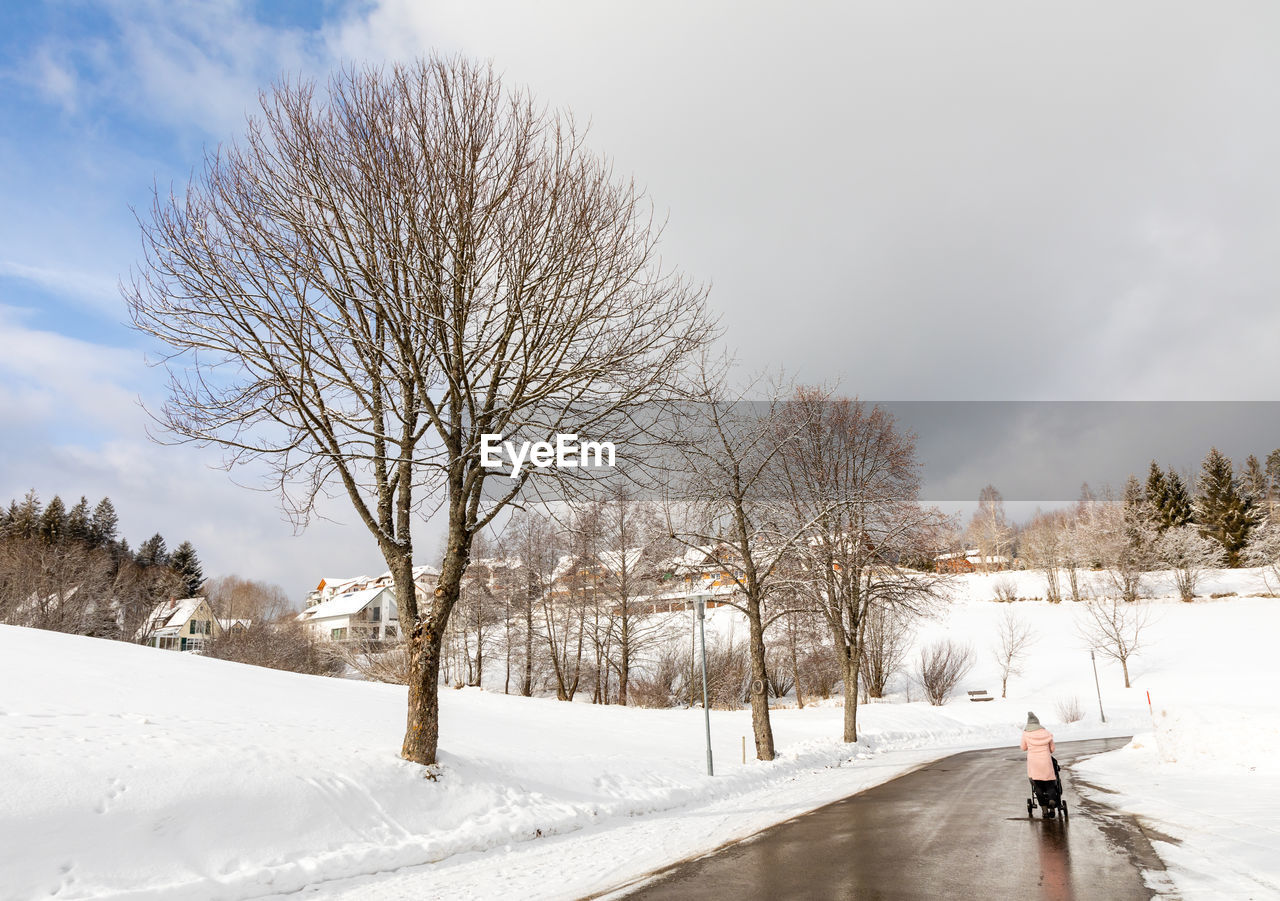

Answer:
[1027,800,1034,818]
[1061,801,1068,819]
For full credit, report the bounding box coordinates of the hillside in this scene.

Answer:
[2,568,1277,899]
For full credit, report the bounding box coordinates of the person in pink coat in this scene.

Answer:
[1020,711,1056,781]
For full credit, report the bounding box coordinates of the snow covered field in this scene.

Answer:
[2,567,1277,900]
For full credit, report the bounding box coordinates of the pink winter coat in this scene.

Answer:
[1020,727,1056,780]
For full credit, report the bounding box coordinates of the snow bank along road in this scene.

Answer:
[613,738,1167,900]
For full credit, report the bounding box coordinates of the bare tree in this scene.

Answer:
[1020,510,1070,603]
[968,485,1013,571]
[776,387,947,742]
[667,365,810,761]
[126,57,714,765]
[1153,524,1225,601]
[917,640,975,706]
[859,603,913,699]
[597,492,668,706]
[1076,596,1152,688]
[204,574,292,624]
[992,608,1036,698]
[1081,482,1153,603]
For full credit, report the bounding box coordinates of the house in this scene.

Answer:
[304,566,441,610]
[296,585,398,641]
[304,575,371,608]
[138,597,222,652]
[934,549,1012,573]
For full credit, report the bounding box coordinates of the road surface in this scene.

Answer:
[616,737,1163,901]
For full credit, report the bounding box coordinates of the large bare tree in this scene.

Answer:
[667,364,817,761]
[126,57,713,765]
[776,388,946,743]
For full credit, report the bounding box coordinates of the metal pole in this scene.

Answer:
[1091,650,1106,724]
[698,596,714,776]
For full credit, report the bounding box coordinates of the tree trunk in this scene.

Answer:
[1122,657,1131,688]
[842,655,859,743]
[617,609,630,706]
[789,614,805,710]
[522,595,533,697]
[401,528,468,766]
[746,600,776,761]
[402,625,444,764]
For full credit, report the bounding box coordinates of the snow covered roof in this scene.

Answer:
[298,586,393,622]
[598,548,644,575]
[318,576,368,594]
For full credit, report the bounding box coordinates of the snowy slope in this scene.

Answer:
[2,567,1277,900]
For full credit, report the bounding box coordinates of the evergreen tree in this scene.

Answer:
[11,490,42,539]
[1195,448,1259,567]
[39,495,67,543]
[169,541,205,598]
[90,498,119,548]
[1164,468,1194,528]
[1144,462,1170,531]
[66,497,93,545]
[1267,449,1280,495]
[1244,455,1268,501]
[136,533,169,567]
[0,500,13,536]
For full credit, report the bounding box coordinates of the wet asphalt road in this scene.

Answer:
[618,737,1162,901]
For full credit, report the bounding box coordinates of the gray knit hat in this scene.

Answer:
[1025,711,1042,731]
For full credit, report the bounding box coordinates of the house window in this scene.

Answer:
[371,607,381,622]
[384,625,397,639]
[331,628,347,640]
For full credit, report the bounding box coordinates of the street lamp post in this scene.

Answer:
[1091,649,1106,724]
[689,592,714,776]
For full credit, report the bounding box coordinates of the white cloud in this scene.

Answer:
[0,261,120,314]
[33,47,79,114]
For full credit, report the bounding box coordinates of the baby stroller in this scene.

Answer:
[1026,757,1068,819]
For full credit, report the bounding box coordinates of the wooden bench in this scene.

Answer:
[967,689,995,702]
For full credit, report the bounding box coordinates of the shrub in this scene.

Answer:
[205,622,342,676]
[917,639,975,706]
[1055,695,1084,723]
[992,578,1019,603]
[630,644,690,708]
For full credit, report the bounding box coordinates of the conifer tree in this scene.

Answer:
[136,533,169,568]
[1164,467,1194,528]
[169,541,205,598]
[1145,462,1170,531]
[1195,448,1259,566]
[66,497,92,545]
[90,498,119,548]
[11,490,42,539]
[1244,454,1268,501]
[39,495,67,543]
[1267,449,1280,495]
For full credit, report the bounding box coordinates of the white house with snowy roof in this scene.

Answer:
[296,586,398,642]
[137,597,222,652]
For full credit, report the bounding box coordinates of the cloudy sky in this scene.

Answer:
[2,0,1278,596]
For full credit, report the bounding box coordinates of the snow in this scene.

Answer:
[1,566,1277,899]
